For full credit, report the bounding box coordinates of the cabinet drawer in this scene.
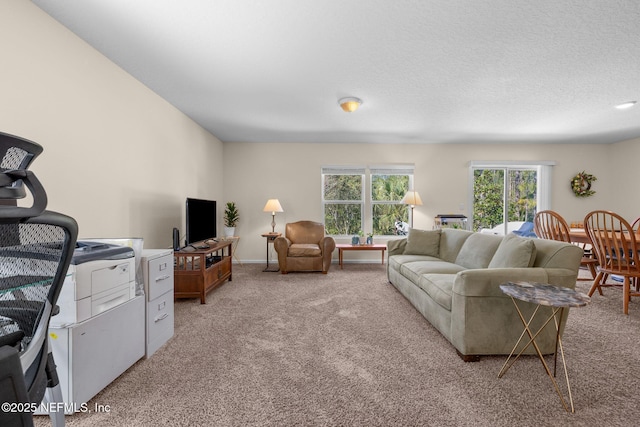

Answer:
[147,293,174,346]
[147,255,174,300]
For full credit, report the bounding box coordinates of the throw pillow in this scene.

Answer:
[404,229,441,257]
[488,233,537,268]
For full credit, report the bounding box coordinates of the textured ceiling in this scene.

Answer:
[32,0,640,144]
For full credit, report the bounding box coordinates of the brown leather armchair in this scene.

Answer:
[274,221,336,274]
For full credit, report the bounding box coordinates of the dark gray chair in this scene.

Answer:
[0,132,78,427]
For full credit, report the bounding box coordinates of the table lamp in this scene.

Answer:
[263,199,283,233]
[401,190,423,228]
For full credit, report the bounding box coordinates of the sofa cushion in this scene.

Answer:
[389,254,439,271]
[439,229,473,263]
[454,232,502,269]
[417,273,455,311]
[488,233,537,268]
[288,243,321,257]
[399,260,466,283]
[404,229,441,257]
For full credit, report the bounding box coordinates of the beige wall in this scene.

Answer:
[224,140,638,262]
[3,1,638,264]
[0,1,224,248]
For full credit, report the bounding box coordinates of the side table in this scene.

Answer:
[261,232,281,272]
[335,243,387,269]
[497,281,590,413]
[218,236,242,266]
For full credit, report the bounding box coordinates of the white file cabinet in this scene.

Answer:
[44,295,145,414]
[142,249,175,357]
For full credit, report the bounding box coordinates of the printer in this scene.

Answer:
[51,241,136,326]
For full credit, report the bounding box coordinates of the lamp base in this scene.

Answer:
[271,214,276,233]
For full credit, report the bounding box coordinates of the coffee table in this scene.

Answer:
[497,281,590,413]
[335,243,386,269]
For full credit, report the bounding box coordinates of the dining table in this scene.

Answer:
[568,228,591,245]
[569,228,640,245]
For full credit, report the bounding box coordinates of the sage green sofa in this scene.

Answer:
[387,228,583,361]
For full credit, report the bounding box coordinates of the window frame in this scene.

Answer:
[468,160,555,233]
[322,165,414,237]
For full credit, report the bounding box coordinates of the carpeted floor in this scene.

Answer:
[36,264,640,426]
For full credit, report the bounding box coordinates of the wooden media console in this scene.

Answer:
[173,240,232,304]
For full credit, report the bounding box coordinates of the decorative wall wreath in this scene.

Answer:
[571,171,597,197]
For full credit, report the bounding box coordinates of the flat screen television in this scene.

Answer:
[185,198,217,245]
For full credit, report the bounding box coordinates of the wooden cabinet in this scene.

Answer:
[173,240,232,304]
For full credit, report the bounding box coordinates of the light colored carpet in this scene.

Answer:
[36,264,640,426]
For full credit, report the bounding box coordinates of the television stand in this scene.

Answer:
[173,240,232,304]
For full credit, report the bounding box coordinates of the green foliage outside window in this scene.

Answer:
[324,174,363,235]
[325,204,361,235]
[371,174,409,235]
[324,174,362,200]
[323,172,410,236]
[472,168,537,232]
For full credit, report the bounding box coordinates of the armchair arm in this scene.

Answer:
[320,236,336,273]
[319,236,336,254]
[274,236,291,254]
[274,237,290,272]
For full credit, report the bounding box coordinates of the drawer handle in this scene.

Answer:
[154,313,169,323]
[155,275,171,282]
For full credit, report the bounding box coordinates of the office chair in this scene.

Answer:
[0,133,78,427]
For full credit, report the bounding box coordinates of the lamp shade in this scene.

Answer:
[263,199,283,213]
[402,190,423,206]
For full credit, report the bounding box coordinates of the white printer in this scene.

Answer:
[51,241,136,326]
[40,240,145,414]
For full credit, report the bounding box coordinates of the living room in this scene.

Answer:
[3,1,639,258]
[2,2,640,426]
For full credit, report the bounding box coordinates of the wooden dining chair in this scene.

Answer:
[584,210,640,314]
[533,210,598,280]
[631,217,640,291]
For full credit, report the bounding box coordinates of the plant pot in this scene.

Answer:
[224,226,235,237]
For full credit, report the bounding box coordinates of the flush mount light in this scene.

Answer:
[615,101,637,110]
[338,97,362,112]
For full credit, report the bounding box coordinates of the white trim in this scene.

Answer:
[321,166,366,175]
[468,160,556,167]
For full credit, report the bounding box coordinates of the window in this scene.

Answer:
[322,167,364,236]
[370,167,411,235]
[469,161,554,233]
[322,165,413,236]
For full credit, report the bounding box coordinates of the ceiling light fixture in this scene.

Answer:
[338,97,363,112]
[615,101,637,110]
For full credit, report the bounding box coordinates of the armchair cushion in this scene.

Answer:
[289,243,322,257]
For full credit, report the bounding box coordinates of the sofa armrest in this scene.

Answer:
[453,268,551,298]
[387,238,407,256]
[453,267,579,298]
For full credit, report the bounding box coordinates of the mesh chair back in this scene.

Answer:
[0,132,43,201]
[0,133,77,405]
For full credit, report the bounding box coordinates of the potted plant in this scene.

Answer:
[224,202,239,237]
